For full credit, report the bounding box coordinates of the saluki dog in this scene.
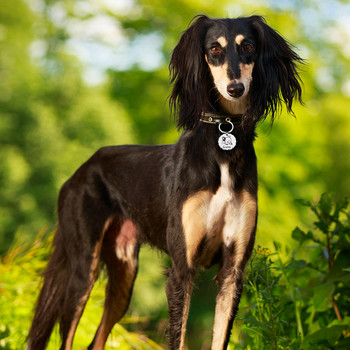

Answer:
[27,15,302,350]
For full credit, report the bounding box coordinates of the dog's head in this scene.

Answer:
[169,15,303,129]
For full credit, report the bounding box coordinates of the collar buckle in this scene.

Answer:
[200,112,243,125]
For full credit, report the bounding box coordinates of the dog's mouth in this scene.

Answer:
[215,82,250,115]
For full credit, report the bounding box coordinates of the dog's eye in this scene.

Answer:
[210,46,222,54]
[243,43,254,53]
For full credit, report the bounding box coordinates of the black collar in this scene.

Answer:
[200,112,243,125]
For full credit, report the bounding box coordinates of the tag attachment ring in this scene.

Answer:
[218,121,234,134]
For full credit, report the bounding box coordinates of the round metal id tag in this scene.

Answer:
[218,122,236,151]
[218,133,236,150]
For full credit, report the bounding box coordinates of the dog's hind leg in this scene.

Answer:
[52,178,111,349]
[88,218,140,350]
[59,241,101,350]
[27,210,105,350]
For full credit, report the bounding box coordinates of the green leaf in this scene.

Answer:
[292,227,313,244]
[319,193,333,217]
[334,197,349,218]
[314,221,330,235]
[295,198,312,208]
[312,283,334,312]
[328,316,350,327]
[273,241,281,251]
[333,337,350,350]
[301,325,347,349]
[0,327,10,340]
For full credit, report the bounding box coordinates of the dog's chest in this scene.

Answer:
[206,164,234,242]
[182,164,255,267]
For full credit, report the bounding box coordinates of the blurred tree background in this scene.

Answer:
[0,0,349,349]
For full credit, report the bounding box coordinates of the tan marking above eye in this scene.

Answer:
[216,36,228,48]
[235,34,245,45]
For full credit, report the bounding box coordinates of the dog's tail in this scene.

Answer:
[26,230,68,350]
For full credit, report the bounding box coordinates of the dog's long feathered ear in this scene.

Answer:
[249,16,303,123]
[169,15,210,129]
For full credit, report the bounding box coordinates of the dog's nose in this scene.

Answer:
[227,83,245,98]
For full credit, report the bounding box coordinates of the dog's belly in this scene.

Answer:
[182,165,257,268]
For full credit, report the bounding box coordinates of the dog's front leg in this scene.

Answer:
[211,190,257,349]
[166,262,194,350]
[212,235,256,350]
[211,245,246,350]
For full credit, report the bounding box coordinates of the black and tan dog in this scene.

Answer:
[27,15,302,350]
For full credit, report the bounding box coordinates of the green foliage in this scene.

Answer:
[0,232,164,350]
[0,0,135,252]
[239,248,293,349]
[232,194,350,349]
[109,67,174,144]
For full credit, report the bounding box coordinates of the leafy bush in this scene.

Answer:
[232,194,350,349]
[0,232,163,350]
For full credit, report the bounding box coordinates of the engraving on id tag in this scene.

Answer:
[218,133,236,150]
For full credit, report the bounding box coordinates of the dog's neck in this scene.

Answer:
[218,95,248,115]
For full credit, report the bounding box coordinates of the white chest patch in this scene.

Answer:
[206,164,233,232]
